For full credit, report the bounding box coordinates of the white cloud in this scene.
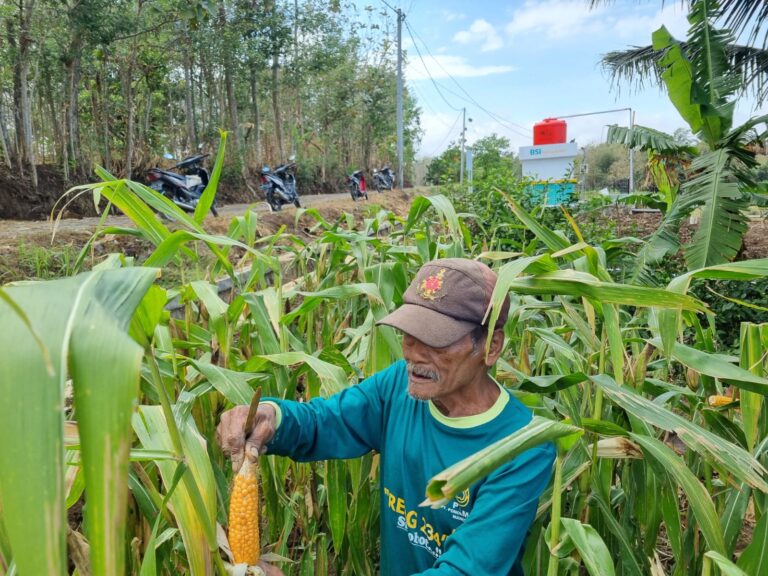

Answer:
[612,5,689,42]
[505,1,607,40]
[453,19,504,52]
[441,10,465,22]
[407,54,514,81]
[502,1,688,44]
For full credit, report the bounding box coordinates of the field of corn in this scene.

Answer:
[1,138,768,576]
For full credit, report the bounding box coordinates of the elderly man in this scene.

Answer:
[218,258,555,575]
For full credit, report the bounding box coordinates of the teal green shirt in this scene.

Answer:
[266,360,555,575]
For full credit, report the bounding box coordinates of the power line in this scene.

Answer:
[405,22,531,139]
[426,110,463,157]
[379,0,398,13]
[403,22,463,112]
[409,83,456,129]
[425,79,530,139]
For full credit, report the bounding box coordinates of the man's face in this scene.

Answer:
[402,331,488,402]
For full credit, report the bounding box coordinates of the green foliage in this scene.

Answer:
[692,277,768,349]
[604,1,768,276]
[425,134,520,186]
[425,144,461,185]
[0,0,421,187]
[1,243,79,282]
[4,174,768,575]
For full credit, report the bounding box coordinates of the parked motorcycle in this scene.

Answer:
[261,158,300,211]
[348,169,368,201]
[146,152,218,217]
[372,165,395,192]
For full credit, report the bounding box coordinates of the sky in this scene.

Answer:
[388,0,767,158]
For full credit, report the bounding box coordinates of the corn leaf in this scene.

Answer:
[648,337,768,395]
[282,283,386,324]
[589,487,645,576]
[70,307,145,576]
[506,270,706,311]
[422,417,579,507]
[192,361,268,405]
[0,268,156,576]
[258,352,348,395]
[659,259,768,356]
[593,374,768,492]
[499,189,570,252]
[736,508,768,575]
[133,406,217,576]
[705,552,749,576]
[560,518,616,576]
[404,194,462,242]
[194,129,226,223]
[740,323,766,452]
[326,460,348,557]
[630,434,726,554]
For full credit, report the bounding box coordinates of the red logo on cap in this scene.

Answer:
[417,268,446,301]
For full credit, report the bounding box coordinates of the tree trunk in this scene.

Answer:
[122,64,136,179]
[17,0,38,188]
[42,63,62,165]
[142,80,153,151]
[218,3,239,152]
[0,96,13,169]
[64,52,84,177]
[183,41,196,150]
[167,88,176,154]
[271,51,283,159]
[8,19,24,177]
[100,57,111,171]
[250,65,261,166]
[122,2,146,179]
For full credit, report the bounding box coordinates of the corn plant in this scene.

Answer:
[2,171,768,576]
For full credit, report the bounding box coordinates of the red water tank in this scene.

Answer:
[533,118,567,145]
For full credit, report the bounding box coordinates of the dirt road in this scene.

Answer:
[0,191,366,242]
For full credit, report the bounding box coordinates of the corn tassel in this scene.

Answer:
[228,457,260,566]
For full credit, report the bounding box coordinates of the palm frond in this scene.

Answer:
[719,0,768,48]
[602,43,768,105]
[591,1,768,49]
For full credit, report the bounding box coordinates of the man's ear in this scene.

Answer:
[484,329,505,366]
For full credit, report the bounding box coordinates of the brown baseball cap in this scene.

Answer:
[377,258,510,348]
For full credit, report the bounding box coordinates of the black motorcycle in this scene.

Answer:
[348,169,368,201]
[146,153,218,217]
[261,158,300,212]
[372,166,395,192]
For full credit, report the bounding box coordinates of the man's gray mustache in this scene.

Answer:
[407,362,440,381]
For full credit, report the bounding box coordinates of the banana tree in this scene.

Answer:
[605,0,768,277]
[595,0,768,106]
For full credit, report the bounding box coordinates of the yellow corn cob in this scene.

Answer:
[707,395,734,407]
[228,457,260,566]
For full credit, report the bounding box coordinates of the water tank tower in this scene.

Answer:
[520,118,578,206]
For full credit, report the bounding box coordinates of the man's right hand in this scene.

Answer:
[216,404,277,472]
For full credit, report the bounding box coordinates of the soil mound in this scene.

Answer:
[0,164,96,220]
[0,162,336,220]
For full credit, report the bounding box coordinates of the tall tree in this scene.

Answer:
[9,0,38,187]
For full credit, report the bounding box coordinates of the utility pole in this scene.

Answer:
[459,107,466,184]
[628,109,635,195]
[396,8,404,189]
